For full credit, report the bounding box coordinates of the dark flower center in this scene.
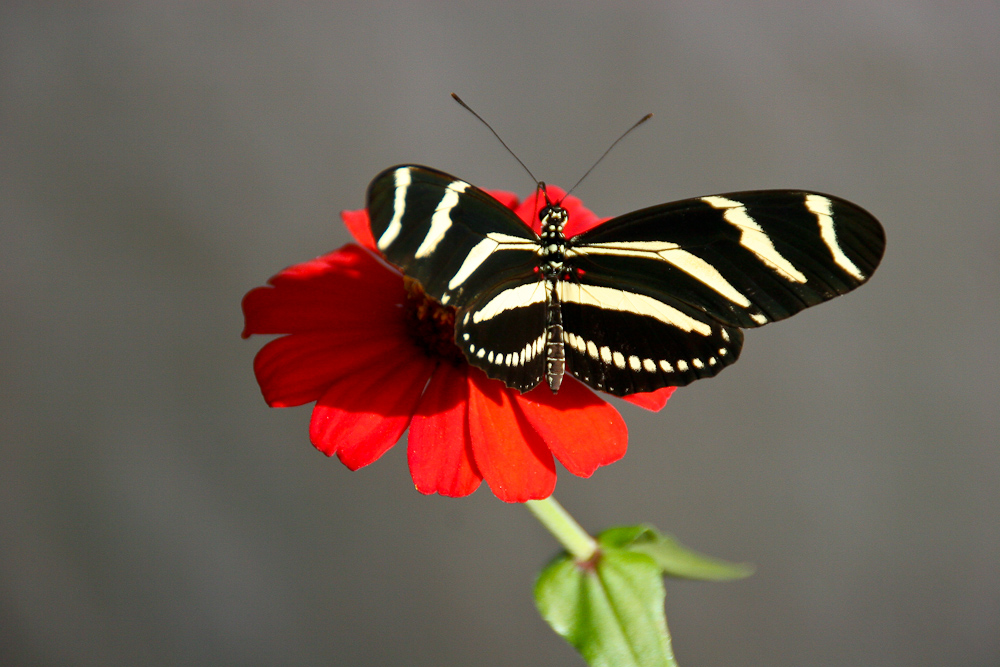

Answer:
[403,277,466,366]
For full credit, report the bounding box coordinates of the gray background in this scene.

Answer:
[2,3,998,666]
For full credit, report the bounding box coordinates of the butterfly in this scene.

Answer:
[367,165,885,397]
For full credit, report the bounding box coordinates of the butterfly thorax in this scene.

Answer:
[537,204,570,280]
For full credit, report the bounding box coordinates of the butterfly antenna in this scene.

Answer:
[451,93,541,188]
[563,113,653,200]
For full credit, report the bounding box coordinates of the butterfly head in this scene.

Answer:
[539,204,568,225]
[534,181,569,238]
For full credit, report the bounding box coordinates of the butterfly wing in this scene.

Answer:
[367,165,549,390]
[367,165,542,307]
[560,191,884,394]
[570,190,885,327]
[556,279,744,395]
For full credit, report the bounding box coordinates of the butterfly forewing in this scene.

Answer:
[367,165,539,307]
[571,191,885,328]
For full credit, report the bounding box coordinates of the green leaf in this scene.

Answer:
[535,549,677,667]
[599,525,754,581]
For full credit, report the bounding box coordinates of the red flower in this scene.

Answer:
[242,185,675,502]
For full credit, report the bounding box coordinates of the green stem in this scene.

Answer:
[524,496,598,562]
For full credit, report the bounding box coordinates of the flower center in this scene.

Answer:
[403,277,466,366]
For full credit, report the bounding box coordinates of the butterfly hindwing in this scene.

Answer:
[557,280,744,395]
[455,279,550,393]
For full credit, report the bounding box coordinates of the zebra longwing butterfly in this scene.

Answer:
[367,165,885,397]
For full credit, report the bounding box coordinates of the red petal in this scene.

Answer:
[510,184,605,236]
[515,376,627,478]
[621,386,677,412]
[559,194,607,237]
[242,245,405,337]
[309,351,436,468]
[253,331,413,407]
[341,209,379,252]
[409,363,482,497]
[467,371,556,502]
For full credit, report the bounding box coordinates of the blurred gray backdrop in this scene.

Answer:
[2,3,998,666]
